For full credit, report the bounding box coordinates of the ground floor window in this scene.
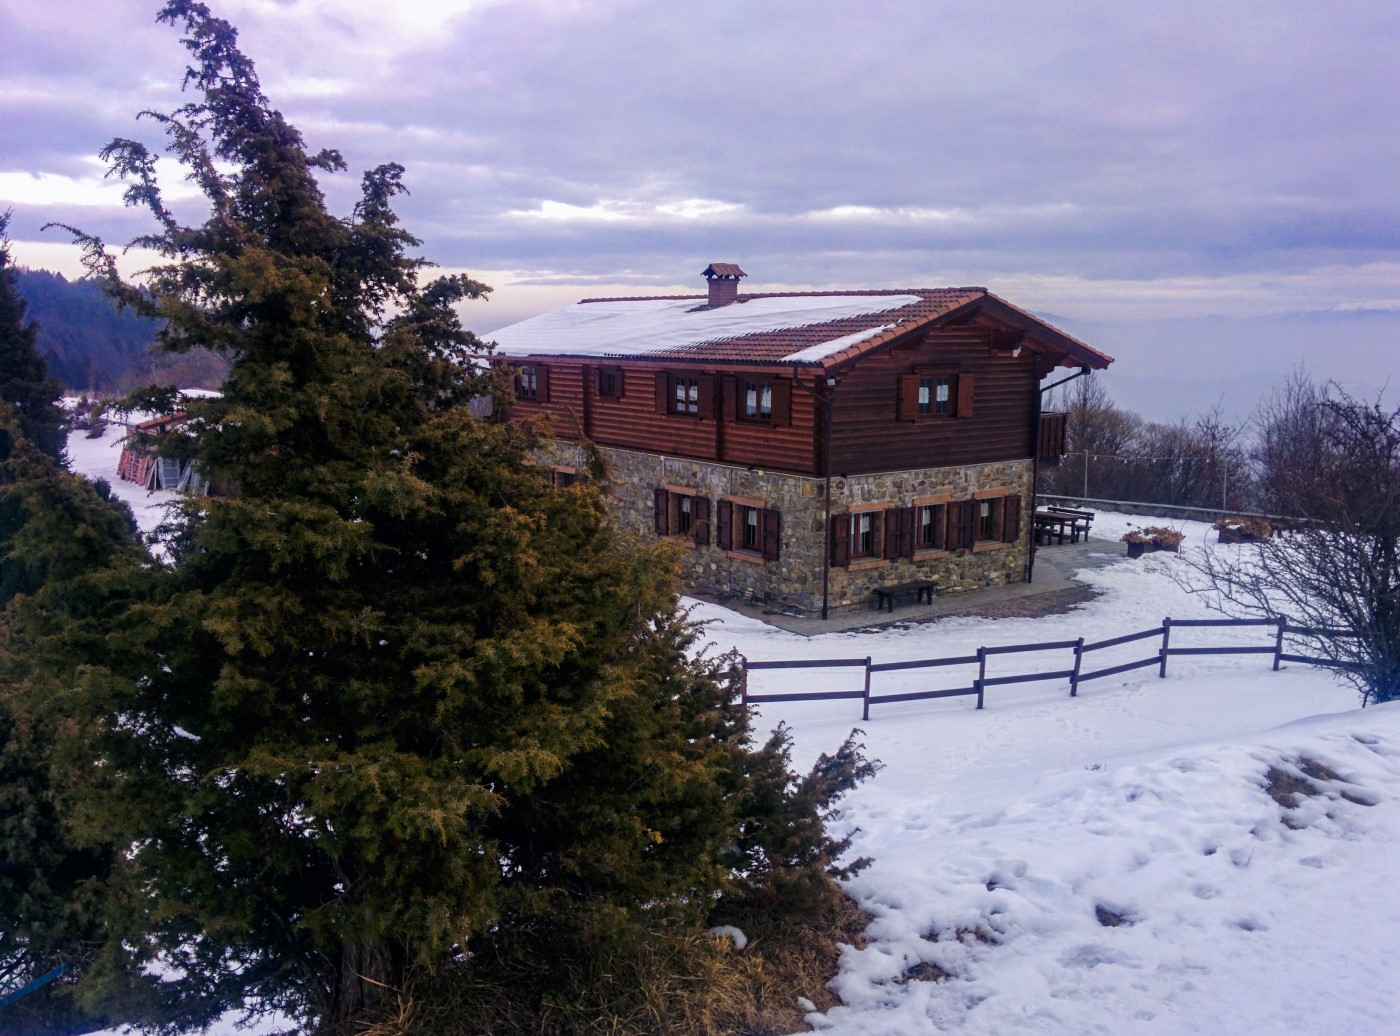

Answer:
[717,499,781,561]
[654,487,709,545]
[916,502,946,550]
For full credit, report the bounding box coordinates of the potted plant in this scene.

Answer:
[1213,516,1272,544]
[1144,526,1184,553]
[1121,530,1150,559]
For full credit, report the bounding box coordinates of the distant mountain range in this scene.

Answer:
[13,267,226,394]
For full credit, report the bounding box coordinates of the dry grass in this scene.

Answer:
[353,888,870,1036]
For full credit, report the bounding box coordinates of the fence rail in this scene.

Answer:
[739,616,1363,719]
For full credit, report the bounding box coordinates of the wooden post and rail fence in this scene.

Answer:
[739,616,1365,720]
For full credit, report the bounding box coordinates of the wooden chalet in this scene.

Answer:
[488,265,1112,618]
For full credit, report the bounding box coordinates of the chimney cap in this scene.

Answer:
[702,263,746,281]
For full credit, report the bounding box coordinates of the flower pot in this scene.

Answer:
[1126,541,1147,559]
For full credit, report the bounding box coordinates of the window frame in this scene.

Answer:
[654,486,710,546]
[915,501,947,552]
[899,369,973,421]
[716,497,782,561]
[511,363,549,403]
[654,371,716,419]
[595,365,624,400]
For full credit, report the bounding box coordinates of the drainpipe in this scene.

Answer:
[1028,365,1092,584]
[791,371,836,619]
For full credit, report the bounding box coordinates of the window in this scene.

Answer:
[830,507,892,566]
[596,365,624,400]
[716,499,781,561]
[741,505,761,550]
[552,468,578,489]
[726,376,791,426]
[978,498,999,541]
[655,372,716,418]
[899,371,973,421]
[513,364,549,403]
[916,502,946,550]
[744,381,772,420]
[675,376,699,413]
[915,375,952,415]
[654,487,709,545]
[851,511,878,559]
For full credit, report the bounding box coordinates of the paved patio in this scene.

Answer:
[692,534,1128,636]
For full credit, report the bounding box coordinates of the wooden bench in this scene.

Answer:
[872,581,937,613]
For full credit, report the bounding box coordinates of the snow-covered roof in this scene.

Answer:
[486,287,1112,370]
[489,294,924,364]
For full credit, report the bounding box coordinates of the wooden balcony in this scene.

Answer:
[1037,411,1068,467]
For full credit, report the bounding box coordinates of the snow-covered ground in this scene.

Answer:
[66,419,180,537]
[72,432,1391,1035]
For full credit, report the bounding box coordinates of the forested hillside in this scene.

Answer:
[13,267,226,391]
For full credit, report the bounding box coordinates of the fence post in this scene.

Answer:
[1159,617,1172,678]
[740,659,749,708]
[1070,636,1084,697]
[862,656,872,722]
[976,646,987,710]
[1273,616,1287,671]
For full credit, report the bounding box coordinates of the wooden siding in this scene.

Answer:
[505,360,821,475]
[827,326,1038,474]
[501,321,1042,477]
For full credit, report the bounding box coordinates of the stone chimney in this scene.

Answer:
[702,263,746,308]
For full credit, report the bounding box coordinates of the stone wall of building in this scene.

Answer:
[535,441,1033,618]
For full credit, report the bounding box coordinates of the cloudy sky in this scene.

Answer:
[3,0,1397,418]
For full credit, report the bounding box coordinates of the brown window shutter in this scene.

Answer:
[883,509,902,560]
[830,512,851,566]
[960,499,977,546]
[655,371,669,414]
[955,373,974,418]
[946,501,966,550]
[898,374,920,421]
[716,499,733,550]
[693,496,711,546]
[900,506,915,556]
[654,488,670,535]
[535,364,550,403]
[770,379,792,427]
[761,508,782,561]
[1002,494,1021,543]
[697,374,716,418]
[722,376,738,421]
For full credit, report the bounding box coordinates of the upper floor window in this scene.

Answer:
[654,372,716,419]
[512,364,549,403]
[596,365,624,400]
[743,381,773,420]
[900,371,972,421]
[917,375,952,416]
[675,376,700,414]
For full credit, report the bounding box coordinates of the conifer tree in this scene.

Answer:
[41,4,873,1033]
[0,216,66,464]
[0,408,150,1035]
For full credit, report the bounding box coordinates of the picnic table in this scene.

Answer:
[1033,510,1077,545]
